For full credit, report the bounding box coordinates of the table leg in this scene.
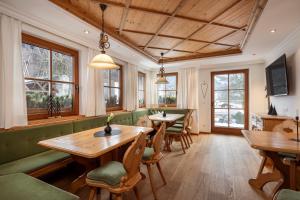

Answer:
[69,155,98,193]
[248,151,290,198]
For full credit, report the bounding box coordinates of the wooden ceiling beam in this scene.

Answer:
[120,29,236,47]
[118,0,131,35]
[161,49,242,63]
[164,0,242,56]
[141,46,194,54]
[49,0,158,62]
[143,0,188,50]
[92,0,243,31]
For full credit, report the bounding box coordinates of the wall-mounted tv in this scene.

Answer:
[266,54,288,96]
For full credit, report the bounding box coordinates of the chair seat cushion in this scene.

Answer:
[0,150,70,175]
[276,189,300,200]
[142,147,154,161]
[166,127,182,133]
[87,161,126,186]
[0,173,79,200]
[172,123,184,128]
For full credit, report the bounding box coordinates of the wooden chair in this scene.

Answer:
[165,113,190,153]
[142,122,167,200]
[186,110,194,144]
[86,132,147,200]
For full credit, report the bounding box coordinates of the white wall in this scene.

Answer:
[197,64,267,132]
[265,26,300,117]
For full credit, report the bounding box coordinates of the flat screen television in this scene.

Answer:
[266,54,288,96]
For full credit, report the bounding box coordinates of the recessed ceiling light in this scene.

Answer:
[84,30,89,34]
[270,29,276,33]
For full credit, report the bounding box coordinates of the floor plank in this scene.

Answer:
[43,134,276,200]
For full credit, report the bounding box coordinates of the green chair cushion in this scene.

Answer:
[276,189,300,200]
[0,150,70,175]
[172,123,184,128]
[142,147,154,161]
[87,161,126,186]
[0,173,79,200]
[166,127,183,133]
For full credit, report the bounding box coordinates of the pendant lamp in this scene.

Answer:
[89,4,119,69]
[155,52,169,84]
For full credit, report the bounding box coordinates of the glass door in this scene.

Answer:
[211,70,249,134]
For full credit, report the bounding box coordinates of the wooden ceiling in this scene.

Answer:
[50,0,267,63]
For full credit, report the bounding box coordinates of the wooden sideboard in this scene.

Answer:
[251,113,293,131]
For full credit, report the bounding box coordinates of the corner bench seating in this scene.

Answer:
[0,108,188,178]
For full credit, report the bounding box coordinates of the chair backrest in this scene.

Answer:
[183,111,191,130]
[122,132,147,180]
[136,115,152,128]
[152,122,166,155]
[273,119,296,133]
[187,109,193,128]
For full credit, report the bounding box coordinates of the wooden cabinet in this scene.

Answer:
[251,114,292,131]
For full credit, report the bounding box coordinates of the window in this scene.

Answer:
[138,72,146,108]
[157,73,178,106]
[22,33,79,120]
[104,67,123,111]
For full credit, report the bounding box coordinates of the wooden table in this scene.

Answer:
[148,113,184,151]
[242,130,300,198]
[38,124,153,193]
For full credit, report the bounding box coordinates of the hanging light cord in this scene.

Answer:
[160,53,165,77]
[99,4,110,54]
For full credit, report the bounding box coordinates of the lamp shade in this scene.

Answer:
[155,76,169,84]
[89,53,119,69]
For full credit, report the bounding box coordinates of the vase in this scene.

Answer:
[104,122,112,134]
[163,110,166,117]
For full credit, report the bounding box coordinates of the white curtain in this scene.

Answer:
[0,15,27,129]
[123,63,138,111]
[149,71,158,108]
[177,68,200,133]
[81,48,106,116]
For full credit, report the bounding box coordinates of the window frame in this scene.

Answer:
[104,66,123,112]
[138,71,146,108]
[157,72,178,107]
[22,33,79,120]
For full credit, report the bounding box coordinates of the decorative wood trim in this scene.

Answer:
[92,0,243,30]
[22,33,79,120]
[211,69,249,135]
[118,0,131,35]
[143,0,188,49]
[164,0,242,56]
[49,0,158,63]
[161,49,242,63]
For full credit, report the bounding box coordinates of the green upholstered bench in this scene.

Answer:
[73,116,107,133]
[110,112,133,125]
[275,189,300,200]
[0,173,79,200]
[132,109,149,125]
[0,122,73,177]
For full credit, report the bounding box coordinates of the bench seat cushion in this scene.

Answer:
[0,150,70,175]
[87,161,126,186]
[276,189,300,200]
[166,127,183,133]
[0,173,79,200]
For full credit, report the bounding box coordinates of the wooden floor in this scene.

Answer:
[43,134,276,200]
